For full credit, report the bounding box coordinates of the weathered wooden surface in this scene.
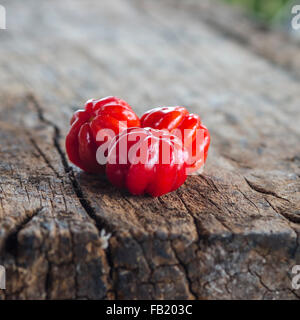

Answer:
[0,0,300,300]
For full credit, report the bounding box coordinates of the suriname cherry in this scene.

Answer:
[106,127,189,197]
[141,106,210,173]
[66,96,140,173]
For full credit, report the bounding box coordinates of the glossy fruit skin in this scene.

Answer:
[140,106,210,173]
[66,96,140,173]
[106,127,188,197]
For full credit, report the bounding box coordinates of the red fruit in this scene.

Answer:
[66,96,140,173]
[106,127,189,197]
[141,106,210,173]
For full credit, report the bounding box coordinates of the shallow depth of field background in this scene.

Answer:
[225,0,299,31]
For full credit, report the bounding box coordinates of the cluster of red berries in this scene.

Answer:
[66,97,210,197]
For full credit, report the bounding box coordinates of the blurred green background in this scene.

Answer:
[224,0,291,23]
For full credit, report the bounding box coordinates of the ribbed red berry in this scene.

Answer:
[106,127,188,197]
[141,106,210,173]
[66,96,140,173]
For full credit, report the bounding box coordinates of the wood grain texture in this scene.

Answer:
[0,0,300,299]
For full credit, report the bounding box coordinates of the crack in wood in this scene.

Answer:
[4,207,43,256]
[27,93,116,298]
[244,177,290,202]
[28,135,61,178]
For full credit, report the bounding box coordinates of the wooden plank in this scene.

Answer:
[0,0,299,299]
